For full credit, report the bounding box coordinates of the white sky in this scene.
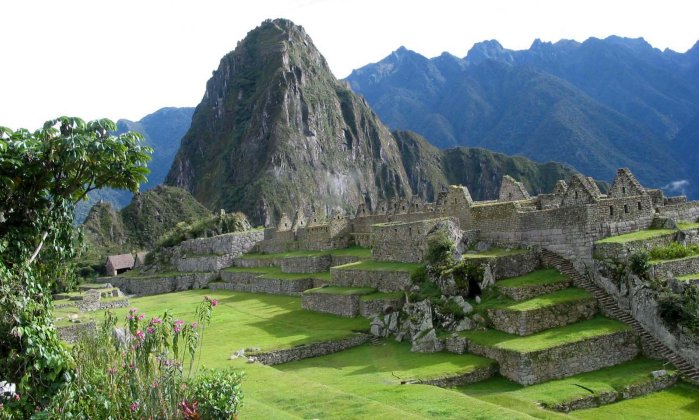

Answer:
[2,0,698,129]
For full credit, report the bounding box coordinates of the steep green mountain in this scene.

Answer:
[394,131,579,200]
[166,19,412,225]
[346,38,699,196]
[74,107,194,222]
[80,186,212,272]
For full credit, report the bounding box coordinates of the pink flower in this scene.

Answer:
[174,320,184,333]
[138,313,146,321]
[13,394,20,401]
[191,322,198,330]
[150,317,162,325]
[130,402,139,412]
[135,330,145,341]
[211,298,218,307]
[146,326,155,334]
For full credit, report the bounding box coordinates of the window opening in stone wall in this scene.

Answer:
[638,201,642,210]
[409,227,412,236]
[622,186,626,194]
[609,206,614,216]
[624,204,629,214]
[575,191,579,199]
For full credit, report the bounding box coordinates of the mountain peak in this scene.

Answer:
[465,40,513,64]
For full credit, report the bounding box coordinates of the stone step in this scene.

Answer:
[487,288,597,336]
[458,317,639,385]
[302,286,377,317]
[495,268,572,301]
[541,249,699,386]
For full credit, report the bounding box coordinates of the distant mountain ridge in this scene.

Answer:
[165,19,579,226]
[75,107,194,222]
[346,36,699,198]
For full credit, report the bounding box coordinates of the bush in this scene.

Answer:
[41,296,243,418]
[157,212,252,249]
[629,251,650,280]
[658,285,699,333]
[187,368,244,419]
[649,242,699,261]
[425,229,455,267]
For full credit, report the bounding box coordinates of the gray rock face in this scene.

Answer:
[402,300,444,352]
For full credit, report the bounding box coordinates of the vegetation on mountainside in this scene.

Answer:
[648,242,699,261]
[79,186,213,276]
[156,211,253,248]
[0,117,151,416]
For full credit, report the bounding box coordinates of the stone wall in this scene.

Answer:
[232,257,280,268]
[371,218,459,263]
[418,364,498,387]
[466,330,639,385]
[497,279,572,301]
[591,265,699,368]
[109,272,217,296]
[178,230,263,256]
[545,372,677,412]
[650,256,699,279]
[57,321,96,343]
[330,267,413,292]
[359,296,404,318]
[466,250,541,281]
[280,255,332,273]
[302,292,363,317]
[175,254,236,272]
[252,334,369,365]
[487,298,597,336]
[658,202,699,222]
[215,272,314,295]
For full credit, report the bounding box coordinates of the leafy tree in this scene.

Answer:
[0,117,151,414]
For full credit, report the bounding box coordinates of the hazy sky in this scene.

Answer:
[2,0,698,129]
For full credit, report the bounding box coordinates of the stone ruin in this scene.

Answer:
[258,168,699,263]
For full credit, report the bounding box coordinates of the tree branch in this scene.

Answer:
[27,231,48,265]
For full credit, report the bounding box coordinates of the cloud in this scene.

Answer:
[662,179,690,195]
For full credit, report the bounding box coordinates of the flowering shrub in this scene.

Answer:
[41,295,243,418]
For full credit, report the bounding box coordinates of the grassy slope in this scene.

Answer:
[304,286,376,295]
[497,269,568,288]
[334,260,423,272]
[222,266,331,281]
[462,317,630,352]
[595,228,676,244]
[491,288,593,312]
[463,247,528,259]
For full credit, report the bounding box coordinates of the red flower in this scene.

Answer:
[130,402,139,412]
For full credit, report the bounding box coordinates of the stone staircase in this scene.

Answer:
[541,249,699,384]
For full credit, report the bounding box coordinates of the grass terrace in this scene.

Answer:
[304,286,376,296]
[240,246,371,260]
[460,317,631,353]
[678,221,699,231]
[333,260,423,273]
[496,269,568,288]
[676,273,699,282]
[490,288,593,312]
[223,266,331,282]
[595,228,676,244]
[458,358,679,415]
[463,247,528,259]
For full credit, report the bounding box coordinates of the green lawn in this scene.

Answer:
[333,260,423,273]
[223,266,331,281]
[304,286,376,296]
[459,358,674,409]
[490,288,593,312]
[496,269,568,288]
[676,273,699,282]
[678,221,699,231]
[595,228,676,244]
[57,290,368,354]
[573,382,699,419]
[461,317,630,353]
[463,247,528,259]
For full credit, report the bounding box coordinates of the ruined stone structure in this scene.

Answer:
[258,168,699,263]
